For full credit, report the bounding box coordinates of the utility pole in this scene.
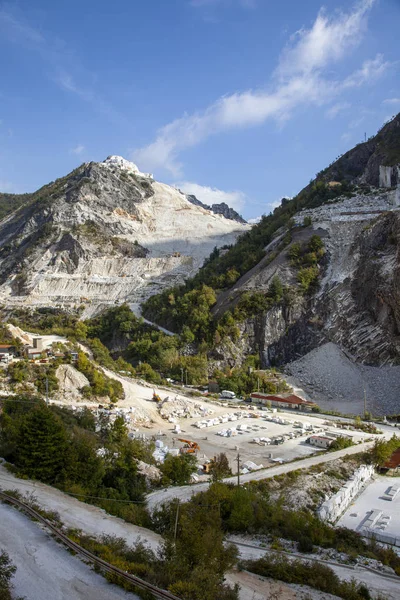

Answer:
[181,367,184,385]
[236,451,240,487]
[185,369,188,386]
[45,377,49,405]
[364,388,367,419]
[174,499,180,542]
[257,377,260,392]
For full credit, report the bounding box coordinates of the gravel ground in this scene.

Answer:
[234,542,400,600]
[0,503,139,600]
[286,343,400,416]
[0,463,161,550]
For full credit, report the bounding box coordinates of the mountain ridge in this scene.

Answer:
[0,156,249,313]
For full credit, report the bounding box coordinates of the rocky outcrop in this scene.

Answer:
[186,195,246,223]
[214,188,400,369]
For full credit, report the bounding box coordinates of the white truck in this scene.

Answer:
[221,390,236,399]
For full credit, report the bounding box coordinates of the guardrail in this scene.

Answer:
[0,491,180,600]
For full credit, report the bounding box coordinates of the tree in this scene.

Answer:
[209,453,232,482]
[0,551,17,600]
[288,242,301,263]
[160,454,198,485]
[268,276,283,302]
[16,404,68,482]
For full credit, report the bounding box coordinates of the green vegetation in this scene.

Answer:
[142,179,341,337]
[7,360,59,395]
[212,360,290,397]
[155,482,400,575]
[0,192,31,221]
[6,304,293,392]
[69,517,238,600]
[0,397,151,525]
[0,551,19,600]
[330,436,354,451]
[159,454,198,486]
[371,435,400,466]
[75,352,124,402]
[208,453,232,482]
[244,554,375,600]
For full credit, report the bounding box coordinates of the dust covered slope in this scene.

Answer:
[0,156,248,313]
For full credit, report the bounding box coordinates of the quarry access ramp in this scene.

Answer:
[0,491,180,600]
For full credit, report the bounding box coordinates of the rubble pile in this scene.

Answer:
[137,460,162,482]
[158,396,214,422]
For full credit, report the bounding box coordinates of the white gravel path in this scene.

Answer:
[0,464,161,550]
[0,502,140,600]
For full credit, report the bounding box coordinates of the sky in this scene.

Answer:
[0,0,399,220]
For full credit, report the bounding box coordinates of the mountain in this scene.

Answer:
[186,195,247,223]
[142,115,400,414]
[0,156,249,314]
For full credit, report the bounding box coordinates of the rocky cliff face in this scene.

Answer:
[0,156,248,314]
[213,187,400,369]
[186,195,246,223]
[315,113,400,188]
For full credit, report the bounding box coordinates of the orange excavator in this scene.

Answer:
[178,439,200,454]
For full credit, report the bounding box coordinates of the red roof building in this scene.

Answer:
[250,392,317,411]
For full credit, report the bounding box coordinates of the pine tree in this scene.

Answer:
[17,404,68,482]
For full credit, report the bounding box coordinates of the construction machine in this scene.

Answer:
[178,438,200,454]
[152,391,162,403]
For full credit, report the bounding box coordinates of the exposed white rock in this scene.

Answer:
[0,157,249,314]
[101,155,153,179]
[55,364,90,403]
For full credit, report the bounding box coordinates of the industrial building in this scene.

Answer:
[0,344,16,362]
[308,435,334,449]
[250,392,318,411]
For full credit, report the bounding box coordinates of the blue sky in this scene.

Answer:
[0,0,399,220]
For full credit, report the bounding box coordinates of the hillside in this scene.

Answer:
[142,115,400,412]
[0,156,248,314]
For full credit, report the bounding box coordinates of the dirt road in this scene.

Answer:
[0,463,161,550]
[0,502,140,600]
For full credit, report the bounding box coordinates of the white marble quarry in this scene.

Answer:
[318,465,374,523]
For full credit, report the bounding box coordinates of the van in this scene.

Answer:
[221,390,236,399]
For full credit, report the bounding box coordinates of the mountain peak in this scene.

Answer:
[101,155,153,179]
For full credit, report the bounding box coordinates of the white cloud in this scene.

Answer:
[134,0,386,176]
[276,0,374,79]
[326,102,351,119]
[382,97,400,105]
[70,144,85,155]
[341,54,389,88]
[177,181,246,210]
[248,216,261,224]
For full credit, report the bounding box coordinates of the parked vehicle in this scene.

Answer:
[221,390,236,399]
